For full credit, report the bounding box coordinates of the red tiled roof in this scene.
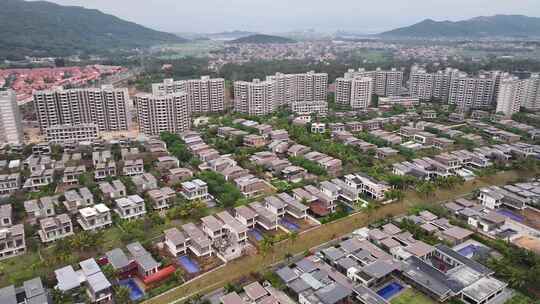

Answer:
[142,265,176,285]
[310,202,330,216]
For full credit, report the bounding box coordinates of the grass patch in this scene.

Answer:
[391,289,437,304]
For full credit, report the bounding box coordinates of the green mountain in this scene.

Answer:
[380,15,540,38]
[0,0,186,59]
[229,34,296,44]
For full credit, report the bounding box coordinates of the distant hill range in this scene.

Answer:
[0,0,186,59]
[379,15,540,38]
[228,34,296,44]
[207,31,257,41]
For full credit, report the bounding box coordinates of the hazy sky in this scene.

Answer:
[42,0,540,34]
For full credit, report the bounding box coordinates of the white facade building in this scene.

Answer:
[519,74,540,111]
[135,92,192,136]
[335,76,373,109]
[45,123,99,144]
[409,67,459,102]
[0,90,24,145]
[266,71,328,106]
[343,68,403,97]
[152,76,225,114]
[449,73,496,109]
[33,85,131,132]
[234,79,277,116]
[496,77,524,117]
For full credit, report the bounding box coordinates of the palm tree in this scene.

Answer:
[51,289,73,304]
[261,235,276,260]
[114,286,132,304]
[101,264,116,281]
[288,231,299,248]
[173,268,185,283]
[190,293,203,304]
[417,182,435,198]
[363,201,378,218]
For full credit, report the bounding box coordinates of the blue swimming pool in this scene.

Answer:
[377,282,404,300]
[497,209,524,222]
[457,244,478,257]
[249,228,264,241]
[178,255,200,274]
[280,218,300,231]
[119,278,144,301]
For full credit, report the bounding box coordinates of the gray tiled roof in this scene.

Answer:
[288,277,311,294]
[135,253,160,271]
[361,260,398,279]
[402,256,455,297]
[322,247,345,261]
[314,283,352,304]
[105,248,130,270]
[23,277,45,299]
[296,258,317,273]
[0,285,16,304]
[353,285,388,304]
[276,267,298,283]
[86,271,111,293]
[435,244,493,275]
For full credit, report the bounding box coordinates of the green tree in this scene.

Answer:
[51,289,73,304]
[114,286,132,304]
[101,264,116,281]
[417,182,436,198]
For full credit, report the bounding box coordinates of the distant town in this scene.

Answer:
[1,2,540,304]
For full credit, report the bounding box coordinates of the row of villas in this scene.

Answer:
[273,218,508,304]
[399,126,456,150]
[250,151,308,183]
[319,173,391,202]
[392,142,540,180]
[54,241,166,304]
[392,149,491,181]
[164,192,310,262]
[310,113,419,135]
[182,131,274,198]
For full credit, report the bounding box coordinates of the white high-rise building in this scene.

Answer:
[409,67,459,102]
[33,85,131,132]
[496,77,524,116]
[234,79,277,116]
[496,74,540,114]
[344,68,402,96]
[152,76,225,114]
[335,76,373,109]
[448,73,496,109]
[135,92,191,136]
[266,71,328,105]
[0,90,24,145]
[350,77,374,109]
[335,78,352,107]
[521,74,540,111]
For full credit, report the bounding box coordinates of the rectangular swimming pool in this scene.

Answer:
[249,228,264,241]
[377,282,404,300]
[497,209,524,222]
[178,255,200,274]
[457,244,478,257]
[119,278,144,301]
[280,218,300,231]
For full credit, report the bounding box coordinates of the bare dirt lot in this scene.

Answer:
[514,235,540,254]
[522,208,540,231]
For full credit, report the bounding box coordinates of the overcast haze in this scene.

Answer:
[41,0,540,34]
